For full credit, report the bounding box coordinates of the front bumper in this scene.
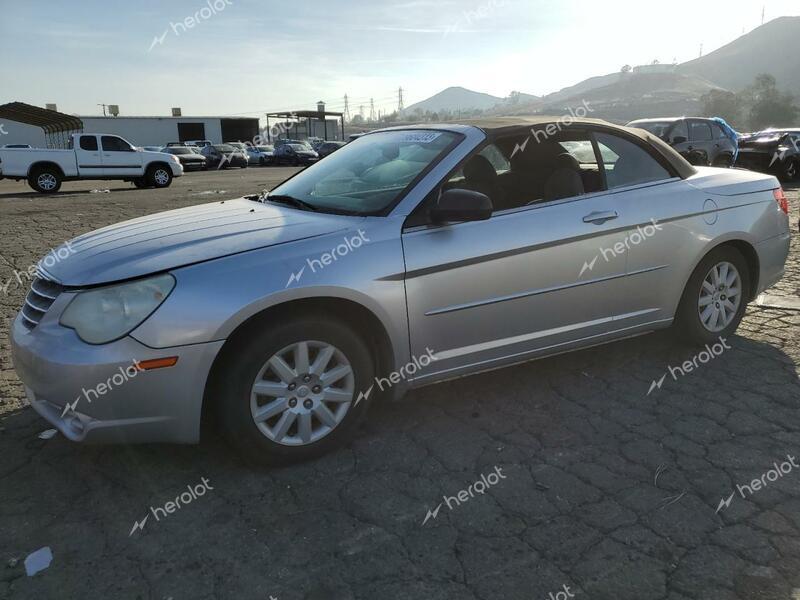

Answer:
[11,312,223,444]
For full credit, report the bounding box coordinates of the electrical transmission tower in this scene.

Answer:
[343,94,351,122]
[369,98,376,122]
[398,87,405,112]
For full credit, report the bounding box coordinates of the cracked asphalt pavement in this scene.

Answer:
[1,172,799,600]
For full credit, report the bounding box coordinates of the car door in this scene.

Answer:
[667,120,692,160]
[402,134,630,383]
[593,131,710,327]
[100,135,143,177]
[74,135,103,173]
[687,120,714,165]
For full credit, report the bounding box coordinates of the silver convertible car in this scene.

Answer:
[11,117,791,464]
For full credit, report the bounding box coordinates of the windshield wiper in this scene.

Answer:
[263,194,319,212]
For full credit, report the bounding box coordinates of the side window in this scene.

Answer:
[79,136,98,151]
[595,133,672,189]
[710,124,725,139]
[689,121,713,142]
[101,136,134,152]
[669,120,689,143]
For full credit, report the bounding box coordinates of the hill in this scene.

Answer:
[679,16,800,95]
[402,86,539,116]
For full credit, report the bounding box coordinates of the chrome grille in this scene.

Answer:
[21,277,63,329]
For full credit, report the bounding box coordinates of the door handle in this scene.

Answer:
[583,210,618,225]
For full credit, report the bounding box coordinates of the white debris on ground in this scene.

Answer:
[24,547,52,576]
[37,429,57,440]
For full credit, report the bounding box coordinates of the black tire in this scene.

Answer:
[27,166,62,194]
[217,315,375,465]
[675,246,750,345]
[259,157,266,166]
[712,153,733,168]
[779,158,798,182]
[132,178,149,189]
[146,164,173,188]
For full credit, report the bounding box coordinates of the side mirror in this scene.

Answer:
[430,189,493,223]
[672,136,687,144]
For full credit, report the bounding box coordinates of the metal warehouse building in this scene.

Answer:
[0,102,259,148]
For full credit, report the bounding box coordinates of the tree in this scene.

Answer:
[743,74,798,130]
[702,89,741,128]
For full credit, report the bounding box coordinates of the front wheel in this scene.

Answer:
[217,315,375,465]
[147,165,173,188]
[675,246,750,345]
[28,167,62,194]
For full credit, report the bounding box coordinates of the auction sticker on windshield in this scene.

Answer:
[397,132,442,144]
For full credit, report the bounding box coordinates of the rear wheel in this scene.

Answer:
[217,315,375,465]
[28,167,62,194]
[779,158,798,182]
[675,246,750,344]
[146,164,173,188]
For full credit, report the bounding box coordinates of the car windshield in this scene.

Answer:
[169,148,192,154]
[288,144,307,151]
[268,130,460,215]
[257,146,273,152]
[215,145,235,152]
[629,121,675,137]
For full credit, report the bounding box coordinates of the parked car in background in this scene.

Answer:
[627,117,737,167]
[200,144,248,169]
[0,133,182,193]
[2,144,32,149]
[317,141,346,159]
[274,139,314,150]
[186,140,213,148]
[272,143,319,166]
[247,145,274,166]
[736,129,800,182]
[161,146,208,171]
[11,118,790,464]
[141,146,164,152]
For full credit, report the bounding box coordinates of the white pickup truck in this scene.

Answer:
[0,133,184,193]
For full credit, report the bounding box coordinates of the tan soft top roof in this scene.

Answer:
[445,116,698,179]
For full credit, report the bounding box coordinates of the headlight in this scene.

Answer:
[60,274,175,344]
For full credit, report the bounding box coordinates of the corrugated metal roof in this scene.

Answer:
[0,101,83,134]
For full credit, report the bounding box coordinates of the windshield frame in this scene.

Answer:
[267,128,465,217]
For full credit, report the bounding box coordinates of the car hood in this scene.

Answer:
[41,198,356,286]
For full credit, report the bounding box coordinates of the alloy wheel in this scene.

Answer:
[698,261,742,332]
[38,173,57,191]
[154,169,170,186]
[250,341,355,446]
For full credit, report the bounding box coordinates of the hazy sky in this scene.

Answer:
[1,0,798,118]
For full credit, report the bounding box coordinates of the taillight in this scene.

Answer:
[774,188,789,215]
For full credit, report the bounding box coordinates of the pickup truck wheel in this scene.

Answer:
[147,165,173,188]
[217,315,375,465]
[28,167,62,194]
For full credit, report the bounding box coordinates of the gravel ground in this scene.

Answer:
[0,170,799,600]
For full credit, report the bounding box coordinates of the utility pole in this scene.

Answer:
[369,98,376,122]
[699,43,703,58]
[398,86,405,112]
[343,94,351,123]
[97,103,108,116]
[761,4,765,25]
